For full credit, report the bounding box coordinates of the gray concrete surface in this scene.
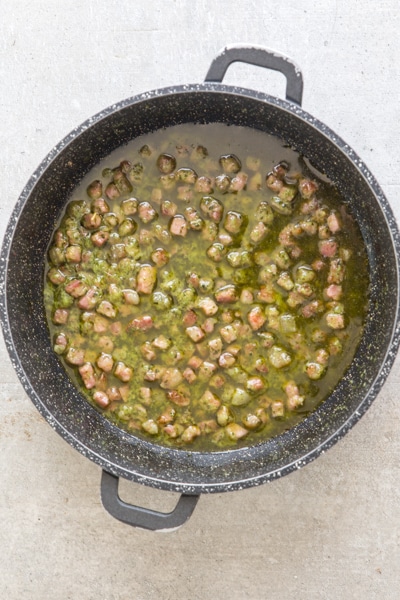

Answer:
[1,1,399,598]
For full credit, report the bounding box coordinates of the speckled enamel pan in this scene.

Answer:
[1,45,399,531]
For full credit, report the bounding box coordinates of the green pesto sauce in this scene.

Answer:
[44,123,370,451]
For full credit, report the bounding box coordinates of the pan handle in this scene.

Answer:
[205,44,303,105]
[100,470,200,531]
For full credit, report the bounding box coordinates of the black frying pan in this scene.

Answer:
[1,45,399,531]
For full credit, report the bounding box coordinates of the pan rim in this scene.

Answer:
[1,82,400,493]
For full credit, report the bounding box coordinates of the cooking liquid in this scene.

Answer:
[44,123,370,451]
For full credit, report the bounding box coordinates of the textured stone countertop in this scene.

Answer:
[1,1,399,598]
